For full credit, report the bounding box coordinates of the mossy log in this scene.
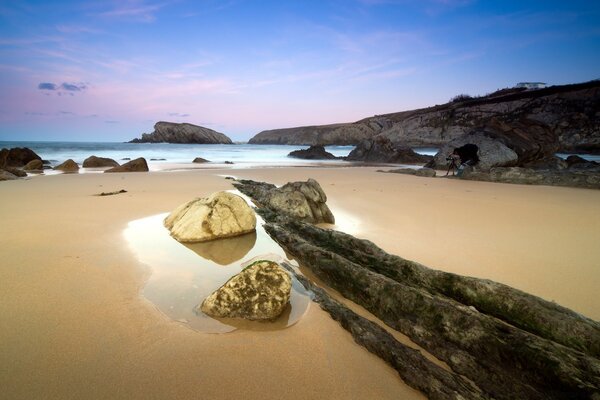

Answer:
[234,179,600,400]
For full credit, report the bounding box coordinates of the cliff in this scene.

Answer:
[129,121,233,144]
[248,119,391,145]
[248,80,600,153]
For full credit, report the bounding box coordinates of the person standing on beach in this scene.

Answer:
[453,144,479,177]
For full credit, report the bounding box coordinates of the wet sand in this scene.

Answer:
[1,167,599,399]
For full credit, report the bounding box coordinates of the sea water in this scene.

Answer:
[0,141,356,167]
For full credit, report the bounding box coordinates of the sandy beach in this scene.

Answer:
[1,166,599,399]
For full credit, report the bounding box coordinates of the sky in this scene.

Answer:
[0,0,599,142]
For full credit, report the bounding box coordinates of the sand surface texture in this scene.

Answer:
[1,167,599,399]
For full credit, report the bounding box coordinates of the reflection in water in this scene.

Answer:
[123,212,310,333]
[184,232,257,265]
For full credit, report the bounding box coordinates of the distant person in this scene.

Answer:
[445,150,461,176]
[452,143,479,177]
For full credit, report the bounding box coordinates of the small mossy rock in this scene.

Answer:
[199,260,292,321]
[164,191,256,243]
[269,179,335,224]
[54,159,79,173]
[23,159,44,171]
[104,157,148,173]
[83,155,119,168]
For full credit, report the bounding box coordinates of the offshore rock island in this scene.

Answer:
[129,121,233,144]
[249,80,600,153]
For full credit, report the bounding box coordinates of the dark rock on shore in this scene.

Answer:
[54,159,79,173]
[346,136,432,164]
[24,159,44,171]
[235,178,600,400]
[3,166,27,177]
[288,145,338,160]
[129,121,233,144]
[105,158,149,173]
[233,178,334,224]
[0,147,42,168]
[383,167,436,177]
[462,166,600,189]
[279,262,484,400]
[193,157,210,163]
[83,156,119,168]
[0,170,19,181]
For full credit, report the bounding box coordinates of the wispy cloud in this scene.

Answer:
[95,0,169,22]
[168,112,190,117]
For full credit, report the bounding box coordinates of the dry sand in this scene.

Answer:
[1,167,599,399]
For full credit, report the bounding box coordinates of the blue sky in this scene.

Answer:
[0,0,599,141]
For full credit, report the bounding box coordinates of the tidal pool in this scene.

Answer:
[124,205,311,333]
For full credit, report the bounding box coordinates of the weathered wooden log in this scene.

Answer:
[279,262,487,400]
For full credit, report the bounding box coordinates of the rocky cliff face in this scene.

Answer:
[129,121,233,144]
[248,81,600,153]
[248,117,392,145]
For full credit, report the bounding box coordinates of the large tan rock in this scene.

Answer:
[83,155,119,168]
[54,159,79,173]
[199,260,292,321]
[164,191,256,243]
[104,157,148,173]
[23,159,44,171]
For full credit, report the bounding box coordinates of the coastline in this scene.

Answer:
[1,166,599,399]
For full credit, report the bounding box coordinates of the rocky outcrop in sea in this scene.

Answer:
[288,145,339,160]
[129,121,233,144]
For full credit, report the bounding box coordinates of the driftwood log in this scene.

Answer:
[234,179,600,400]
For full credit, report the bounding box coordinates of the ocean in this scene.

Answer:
[0,141,355,168]
[2,141,595,169]
[0,141,439,169]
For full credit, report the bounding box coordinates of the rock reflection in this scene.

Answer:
[184,231,256,265]
[124,212,310,334]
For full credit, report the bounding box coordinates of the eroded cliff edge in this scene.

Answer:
[249,80,600,153]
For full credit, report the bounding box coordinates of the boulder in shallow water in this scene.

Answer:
[199,260,292,321]
[288,145,338,160]
[54,159,79,173]
[104,157,148,173]
[193,157,210,163]
[164,191,256,243]
[83,155,120,168]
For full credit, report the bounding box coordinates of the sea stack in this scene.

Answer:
[129,121,233,144]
